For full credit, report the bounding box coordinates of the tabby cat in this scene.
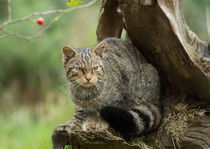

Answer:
[62,38,162,138]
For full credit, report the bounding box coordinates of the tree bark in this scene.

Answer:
[97,0,210,102]
[96,0,124,42]
[52,128,141,149]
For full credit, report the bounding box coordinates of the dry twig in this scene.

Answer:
[0,33,11,39]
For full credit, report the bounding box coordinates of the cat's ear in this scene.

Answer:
[62,45,78,64]
[91,42,106,60]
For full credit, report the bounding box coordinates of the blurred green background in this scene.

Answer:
[0,0,209,149]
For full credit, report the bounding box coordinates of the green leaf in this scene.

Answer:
[64,145,72,149]
[67,0,81,6]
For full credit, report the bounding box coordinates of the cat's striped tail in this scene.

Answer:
[100,105,162,138]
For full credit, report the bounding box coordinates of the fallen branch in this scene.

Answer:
[52,126,144,149]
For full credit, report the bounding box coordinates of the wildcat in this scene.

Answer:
[62,38,162,138]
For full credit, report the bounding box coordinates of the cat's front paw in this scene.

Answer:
[52,124,77,149]
[54,124,73,134]
[83,118,109,131]
[54,122,81,135]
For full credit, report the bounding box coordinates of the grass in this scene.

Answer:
[0,92,75,149]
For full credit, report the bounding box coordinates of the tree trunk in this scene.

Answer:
[97,0,210,102]
[52,0,210,148]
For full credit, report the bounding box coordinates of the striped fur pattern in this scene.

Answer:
[62,38,162,138]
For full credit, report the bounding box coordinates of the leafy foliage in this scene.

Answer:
[64,145,72,149]
[67,0,82,6]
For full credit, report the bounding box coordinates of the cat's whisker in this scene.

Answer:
[71,80,78,84]
[98,81,103,87]
[59,86,70,97]
[98,80,104,83]
[61,82,71,88]
[95,83,102,93]
[94,84,99,92]
[95,84,99,92]
[58,74,67,80]
[72,83,80,96]
[61,80,78,89]
[95,85,100,93]
[97,80,104,87]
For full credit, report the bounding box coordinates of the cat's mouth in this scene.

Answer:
[81,82,94,87]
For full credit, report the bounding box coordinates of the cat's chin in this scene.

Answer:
[80,83,94,88]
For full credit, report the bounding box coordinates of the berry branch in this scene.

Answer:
[0,33,11,39]
[0,0,97,41]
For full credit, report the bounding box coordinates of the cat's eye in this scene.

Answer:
[75,67,82,71]
[94,66,98,70]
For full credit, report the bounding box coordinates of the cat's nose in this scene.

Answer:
[86,77,91,81]
[85,74,92,82]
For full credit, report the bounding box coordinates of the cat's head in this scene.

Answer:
[62,42,106,88]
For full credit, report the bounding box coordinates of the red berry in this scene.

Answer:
[36,17,44,25]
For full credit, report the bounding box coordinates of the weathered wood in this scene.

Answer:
[97,0,210,101]
[181,117,210,149]
[158,96,210,149]
[140,0,156,6]
[52,97,210,149]
[52,124,141,149]
[158,117,210,149]
[96,0,124,42]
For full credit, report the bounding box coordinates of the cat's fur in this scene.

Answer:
[62,38,162,138]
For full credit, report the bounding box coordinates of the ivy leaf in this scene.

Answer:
[67,0,81,6]
[64,145,72,149]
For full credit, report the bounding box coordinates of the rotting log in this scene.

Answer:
[52,128,141,149]
[52,97,210,149]
[52,0,210,148]
[52,110,143,149]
